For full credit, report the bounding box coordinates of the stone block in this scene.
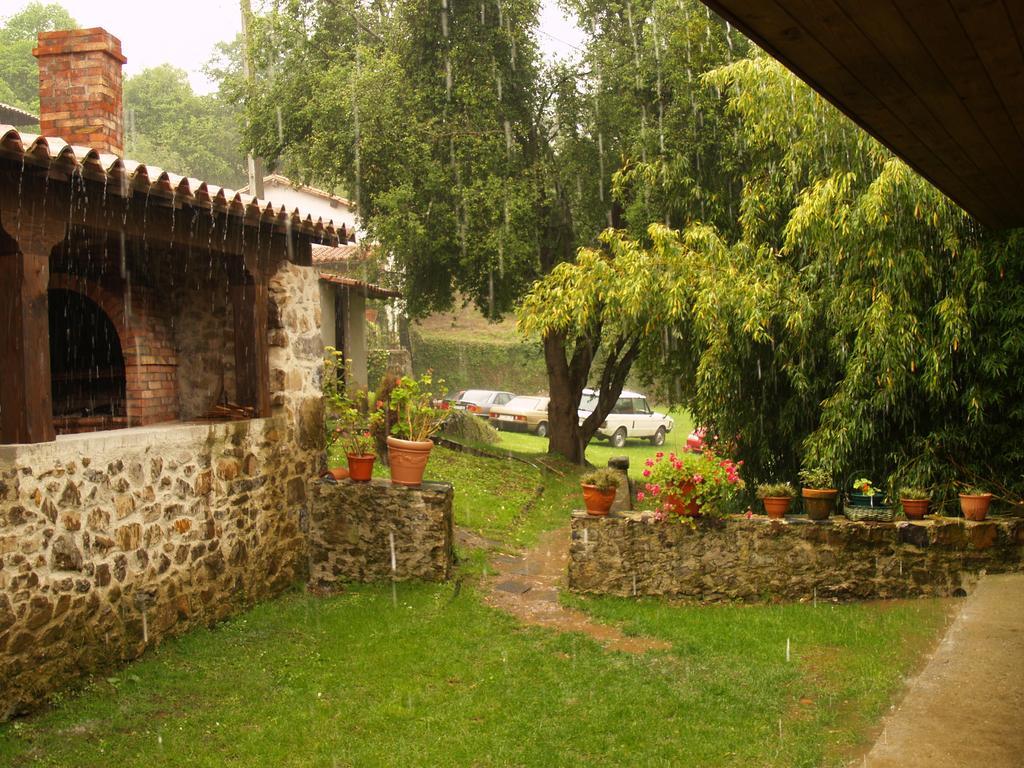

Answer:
[50,534,83,571]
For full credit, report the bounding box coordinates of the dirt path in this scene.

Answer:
[862,572,1024,768]
[476,526,671,654]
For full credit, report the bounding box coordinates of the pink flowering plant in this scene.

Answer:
[637,450,745,521]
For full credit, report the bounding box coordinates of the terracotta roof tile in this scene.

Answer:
[0,125,342,244]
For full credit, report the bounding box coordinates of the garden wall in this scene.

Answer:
[309,479,454,586]
[568,512,1024,602]
[0,262,325,720]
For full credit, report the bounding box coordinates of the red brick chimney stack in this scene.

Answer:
[33,28,127,156]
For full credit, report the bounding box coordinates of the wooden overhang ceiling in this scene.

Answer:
[701,0,1024,229]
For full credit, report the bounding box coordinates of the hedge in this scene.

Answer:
[410,331,548,395]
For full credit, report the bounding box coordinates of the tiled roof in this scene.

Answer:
[254,174,356,208]
[319,272,401,300]
[0,103,37,125]
[0,126,343,244]
[311,243,373,265]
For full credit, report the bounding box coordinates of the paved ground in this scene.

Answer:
[479,526,670,653]
[863,572,1024,768]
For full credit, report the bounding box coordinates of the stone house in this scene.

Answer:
[0,27,346,717]
[241,175,400,388]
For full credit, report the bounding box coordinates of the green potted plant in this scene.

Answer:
[799,465,837,521]
[958,485,992,521]
[899,486,930,520]
[323,348,380,481]
[636,451,744,520]
[756,482,797,519]
[580,467,621,516]
[386,372,447,486]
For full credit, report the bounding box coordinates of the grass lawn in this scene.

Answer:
[0,440,952,767]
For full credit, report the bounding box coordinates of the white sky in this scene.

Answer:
[41,0,585,94]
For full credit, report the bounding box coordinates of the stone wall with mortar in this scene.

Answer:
[0,260,324,720]
[309,479,453,586]
[569,513,1024,602]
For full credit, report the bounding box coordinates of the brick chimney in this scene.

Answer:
[33,28,127,156]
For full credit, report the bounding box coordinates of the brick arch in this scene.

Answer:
[49,274,179,426]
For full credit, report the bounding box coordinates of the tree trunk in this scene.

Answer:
[544,332,588,464]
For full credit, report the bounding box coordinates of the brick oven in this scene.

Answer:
[0,28,349,440]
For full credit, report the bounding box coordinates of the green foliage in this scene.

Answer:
[755,482,795,499]
[124,64,246,187]
[439,409,501,446]
[411,330,548,394]
[960,486,990,497]
[366,348,391,391]
[899,486,929,501]
[798,466,834,490]
[0,2,77,114]
[323,348,381,458]
[648,55,1024,504]
[389,372,447,442]
[579,466,621,491]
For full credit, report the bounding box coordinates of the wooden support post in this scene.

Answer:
[230,271,271,418]
[0,221,64,443]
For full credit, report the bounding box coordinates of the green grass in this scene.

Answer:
[0,430,953,767]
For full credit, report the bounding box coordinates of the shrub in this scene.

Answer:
[899,486,930,500]
[799,466,834,489]
[580,467,622,492]
[439,410,501,445]
[960,485,990,496]
[637,451,745,520]
[755,482,796,499]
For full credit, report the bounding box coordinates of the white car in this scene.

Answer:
[578,388,674,448]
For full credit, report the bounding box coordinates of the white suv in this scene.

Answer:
[578,389,674,447]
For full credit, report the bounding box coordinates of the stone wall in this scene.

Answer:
[309,479,453,586]
[569,512,1024,602]
[0,260,324,719]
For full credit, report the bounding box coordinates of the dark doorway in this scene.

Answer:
[48,288,127,433]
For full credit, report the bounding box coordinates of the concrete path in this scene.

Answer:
[864,572,1024,768]
[477,526,670,654]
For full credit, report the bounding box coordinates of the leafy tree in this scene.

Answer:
[227,0,740,462]
[0,2,77,114]
[652,55,1024,506]
[124,65,246,188]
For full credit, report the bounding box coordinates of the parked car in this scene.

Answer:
[453,389,515,418]
[686,426,706,453]
[488,395,551,435]
[435,390,466,410]
[577,388,673,447]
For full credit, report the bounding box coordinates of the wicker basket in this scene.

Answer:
[843,503,898,522]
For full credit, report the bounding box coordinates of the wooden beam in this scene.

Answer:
[0,217,65,443]
[230,264,271,419]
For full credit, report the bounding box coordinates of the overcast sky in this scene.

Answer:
[42,0,586,93]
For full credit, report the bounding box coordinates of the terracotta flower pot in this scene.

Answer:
[582,484,616,516]
[959,493,992,521]
[386,436,433,486]
[346,453,375,482]
[901,498,930,520]
[762,496,792,519]
[801,487,838,521]
[665,488,701,517]
[326,466,349,480]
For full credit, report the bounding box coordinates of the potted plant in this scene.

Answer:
[756,482,797,519]
[386,372,447,486]
[636,450,744,521]
[959,486,992,521]
[899,486,930,520]
[799,465,837,521]
[580,467,621,516]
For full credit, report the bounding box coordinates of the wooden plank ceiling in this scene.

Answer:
[702,0,1024,229]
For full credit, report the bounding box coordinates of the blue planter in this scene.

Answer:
[849,491,885,508]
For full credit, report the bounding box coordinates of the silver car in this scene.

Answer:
[453,389,515,418]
